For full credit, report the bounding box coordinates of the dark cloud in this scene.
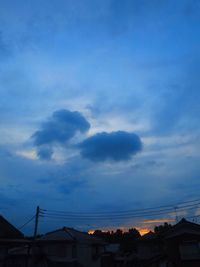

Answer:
[32,109,90,159]
[32,109,90,146]
[79,131,142,162]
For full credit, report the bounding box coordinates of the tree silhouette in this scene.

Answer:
[154,222,172,234]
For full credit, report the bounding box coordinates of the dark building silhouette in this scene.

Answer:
[0,215,24,267]
[0,215,23,239]
[1,216,200,267]
[5,227,105,267]
[137,218,200,267]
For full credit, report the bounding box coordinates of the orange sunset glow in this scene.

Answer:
[88,227,151,236]
[87,218,175,236]
[137,228,151,236]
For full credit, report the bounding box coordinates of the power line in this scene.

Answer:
[185,214,200,220]
[41,198,200,216]
[18,215,36,230]
[40,202,200,219]
[40,203,200,221]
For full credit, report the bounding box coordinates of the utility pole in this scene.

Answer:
[27,206,40,267]
[34,206,40,239]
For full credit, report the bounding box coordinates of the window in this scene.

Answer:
[92,245,100,260]
[179,241,200,259]
[47,244,68,257]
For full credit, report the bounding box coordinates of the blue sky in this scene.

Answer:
[0,0,200,234]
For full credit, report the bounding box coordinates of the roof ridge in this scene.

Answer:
[44,227,69,235]
[175,218,200,227]
[63,227,76,241]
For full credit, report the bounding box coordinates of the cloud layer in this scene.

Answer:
[79,131,142,162]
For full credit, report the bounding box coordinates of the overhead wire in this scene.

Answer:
[18,215,36,230]
[40,199,200,222]
[40,198,200,216]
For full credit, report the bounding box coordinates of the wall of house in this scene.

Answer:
[137,241,162,260]
[0,246,8,267]
[164,233,200,267]
[76,243,103,267]
[43,242,75,260]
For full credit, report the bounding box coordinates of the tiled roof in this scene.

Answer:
[41,228,74,241]
[42,227,104,244]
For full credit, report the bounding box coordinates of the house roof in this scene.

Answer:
[137,231,161,243]
[41,227,105,245]
[0,215,23,239]
[164,218,200,239]
[138,218,200,242]
[140,231,157,239]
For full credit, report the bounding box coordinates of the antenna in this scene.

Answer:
[174,206,178,223]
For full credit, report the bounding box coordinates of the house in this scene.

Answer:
[4,226,105,267]
[39,227,106,267]
[4,227,105,267]
[164,218,200,267]
[102,243,140,267]
[137,218,200,267]
[102,243,120,267]
[0,215,24,266]
[137,230,164,266]
[0,215,23,239]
